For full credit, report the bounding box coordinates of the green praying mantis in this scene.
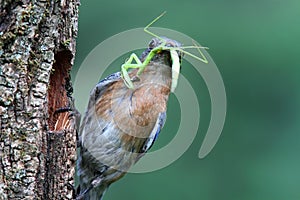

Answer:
[120,11,209,92]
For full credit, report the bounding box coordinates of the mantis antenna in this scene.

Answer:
[144,11,167,41]
[120,12,209,90]
[143,11,208,64]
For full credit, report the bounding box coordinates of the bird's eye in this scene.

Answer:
[149,38,162,48]
[148,39,156,48]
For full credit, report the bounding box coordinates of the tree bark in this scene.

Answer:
[0,0,80,199]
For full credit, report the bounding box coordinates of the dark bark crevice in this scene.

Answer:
[48,50,73,131]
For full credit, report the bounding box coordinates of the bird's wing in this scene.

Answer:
[140,112,167,153]
[77,72,122,198]
[93,72,122,102]
[79,72,121,138]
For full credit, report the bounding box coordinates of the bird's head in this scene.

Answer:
[141,37,183,66]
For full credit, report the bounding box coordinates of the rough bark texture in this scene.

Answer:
[0,0,80,199]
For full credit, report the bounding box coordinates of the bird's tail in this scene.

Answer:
[76,165,108,200]
[76,147,108,200]
[76,184,107,200]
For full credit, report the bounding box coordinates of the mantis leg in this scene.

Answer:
[136,45,163,76]
[121,53,144,89]
[124,53,143,65]
[191,40,208,64]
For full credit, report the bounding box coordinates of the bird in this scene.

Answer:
[76,37,183,200]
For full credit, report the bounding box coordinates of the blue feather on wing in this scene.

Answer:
[141,112,166,153]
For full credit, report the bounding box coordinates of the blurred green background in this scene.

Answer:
[72,0,300,199]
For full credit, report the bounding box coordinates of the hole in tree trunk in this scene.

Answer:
[48,50,73,131]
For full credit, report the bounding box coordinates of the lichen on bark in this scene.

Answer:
[0,0,80,199]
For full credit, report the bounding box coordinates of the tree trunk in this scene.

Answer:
[0,0,80,199]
